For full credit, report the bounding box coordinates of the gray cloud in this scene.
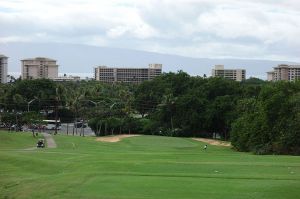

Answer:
[0,0,299,62]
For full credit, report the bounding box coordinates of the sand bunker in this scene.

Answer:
[193,138,231,147]
[96,134,140,143]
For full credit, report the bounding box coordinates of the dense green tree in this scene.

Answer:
[1,73,299,155]
[134,80,164,117]
[231,81,300,155]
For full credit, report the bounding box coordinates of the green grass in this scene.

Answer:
[0,132,299,199]
[0,131,41,149]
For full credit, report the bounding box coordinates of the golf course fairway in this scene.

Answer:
[0,132,299,199]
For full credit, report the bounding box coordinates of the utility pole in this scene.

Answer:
[54,88,58,135]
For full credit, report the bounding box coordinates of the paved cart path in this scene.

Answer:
[42,133,57,148]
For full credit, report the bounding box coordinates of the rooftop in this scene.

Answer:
[274,64,300,69]
[213,65,245,71]
[21,57,56,61]
[0,54,8,58]
[95,64,162,70]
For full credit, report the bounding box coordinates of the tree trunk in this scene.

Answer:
[75,113,78,135]
[15,113,18,132]
[95,123,99,136]
[67,123,69,135]
[80,125,82,136]
[98,122,102,136]
[54,100,58,135]
[82,119,85,137]
[170,115,174,136]
[75,119,78,135]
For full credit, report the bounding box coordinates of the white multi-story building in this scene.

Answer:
[211,65,246,81]
[94,64,162,83]
[267,64,300,82]
[0,55,8,84]
[21,57,58,80]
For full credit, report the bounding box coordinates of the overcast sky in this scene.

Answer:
[1,0,300,62]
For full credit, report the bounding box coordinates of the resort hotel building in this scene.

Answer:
[21,57,58,80]
[211,65,246,81]
[94,64,162,83]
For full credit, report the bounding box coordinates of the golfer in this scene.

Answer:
[204,144,207,150]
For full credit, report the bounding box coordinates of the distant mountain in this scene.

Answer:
[0,42,297,79]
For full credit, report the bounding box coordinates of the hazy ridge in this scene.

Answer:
[0,42,297,79]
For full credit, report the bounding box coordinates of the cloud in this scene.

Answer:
[0,0,300,62]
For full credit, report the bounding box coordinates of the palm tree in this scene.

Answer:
[66,88,84,135]
[12,94,24,131]
[158,93,177,136]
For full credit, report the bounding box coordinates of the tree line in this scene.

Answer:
[0,72,299,155]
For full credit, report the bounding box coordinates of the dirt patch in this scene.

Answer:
[96,134,140,143]
[193,138,231,147]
